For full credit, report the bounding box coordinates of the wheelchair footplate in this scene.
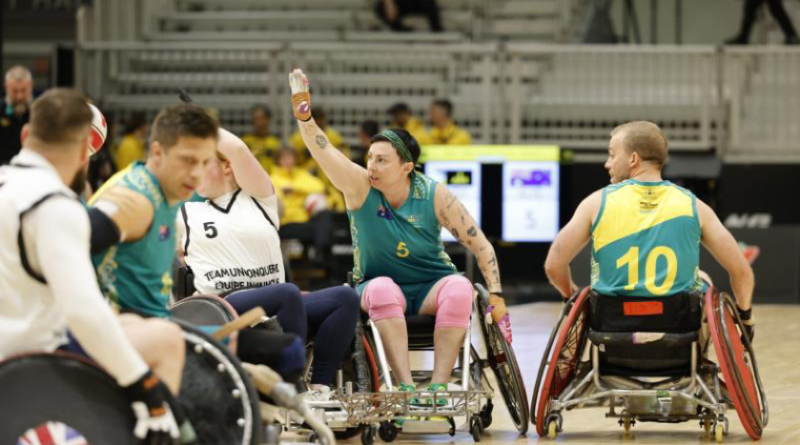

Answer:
[338,388,492,432]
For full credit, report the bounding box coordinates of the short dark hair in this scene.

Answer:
[150,103,219,149]
[360,120,380,138]
[250,104,272,119]
[29,88,93,145]
[387,102,411,115]
[370,128,421,167]
[431,99,453,117]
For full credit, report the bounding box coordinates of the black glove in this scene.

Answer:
[737,306,755,344]
[125,370,180,445]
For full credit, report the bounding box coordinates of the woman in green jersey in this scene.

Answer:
[288,69,512,395]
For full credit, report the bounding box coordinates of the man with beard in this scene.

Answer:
[0,88,190,443]
[1,66,34,164]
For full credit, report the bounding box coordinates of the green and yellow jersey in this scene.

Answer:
[591,179,703,297]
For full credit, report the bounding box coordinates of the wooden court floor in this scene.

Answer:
[338,302,800,445]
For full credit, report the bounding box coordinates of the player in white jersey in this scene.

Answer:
[0,89,186,444]
[178,129,359,399]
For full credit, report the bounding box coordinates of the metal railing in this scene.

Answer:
[74,2,800,162]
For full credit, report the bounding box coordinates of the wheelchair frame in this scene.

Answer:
[531,287,768,443]
[328,283,527,444]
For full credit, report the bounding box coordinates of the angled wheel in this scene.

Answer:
[706,289,768,440]
[0,352,138,444]
[532,287,591,437]
[176,321,262,445]
[474,283,529,434]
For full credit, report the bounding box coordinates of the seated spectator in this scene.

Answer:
[375,0,443,32]
[353,120,380,166]
[428,98,471,145]
[388,102,431,145]
[271,147,335,266]
[113,112,147,170]
[242,104,282,172]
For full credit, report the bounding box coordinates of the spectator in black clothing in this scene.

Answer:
[727,0,799,44]
[352,120,380,166]
[375,0,443,32]
[0,66,34,164]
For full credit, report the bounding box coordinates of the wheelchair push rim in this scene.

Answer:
[474,283,530,435]
[533,287,591,437]
[170,293,239,325]
[705,289,768,440]
[175,320,262,445]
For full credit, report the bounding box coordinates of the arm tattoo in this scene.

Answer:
[451,228,460,240]
[467,226,477,237]
[445,192,458,209]
[438,209,451,229]
[315,135,328,149]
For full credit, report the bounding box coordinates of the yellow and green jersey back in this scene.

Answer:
[591,179,703,297]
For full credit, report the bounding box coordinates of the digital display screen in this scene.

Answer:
[502,161,560,242]
[424,161,481,242]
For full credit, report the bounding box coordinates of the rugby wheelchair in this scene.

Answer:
[531,287,768,442]
[326,282,529,444]
[0,312,261,445]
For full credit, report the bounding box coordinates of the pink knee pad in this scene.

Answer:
[363,277,406,321]
[434,275,473,329]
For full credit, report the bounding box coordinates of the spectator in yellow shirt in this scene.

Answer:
[113,112,147,170]
[271,147,335,266]
[387,102,431,145]
[429,98,472,145]
[242,104,281,172]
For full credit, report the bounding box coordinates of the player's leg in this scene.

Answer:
[418,275,472,385]
[304,286,360,390]
[361,277,413,385]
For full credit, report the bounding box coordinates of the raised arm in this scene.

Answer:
[218,128,274,198]
[289,69,369,207]
[544,191,599,298]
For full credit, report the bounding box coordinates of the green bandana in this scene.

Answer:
[379,129,414,164]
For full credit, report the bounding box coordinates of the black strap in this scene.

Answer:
[180,204,191,255]
[251,197,279,232]
[18,192,71,284]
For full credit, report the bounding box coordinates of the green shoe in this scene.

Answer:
[420,383,448,407]
[394,382,418,426]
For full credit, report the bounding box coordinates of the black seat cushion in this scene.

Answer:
[589,291,702,333]
[589,329,698,376]
[406,315,436,348]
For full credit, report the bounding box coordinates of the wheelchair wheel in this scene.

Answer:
[332,321,381,440]
[0,352,138,444]
[474,283,529,435]
[532,287,591,437]
[176,321,262,445]
[170,294,239,326]
[705,289,768,440]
